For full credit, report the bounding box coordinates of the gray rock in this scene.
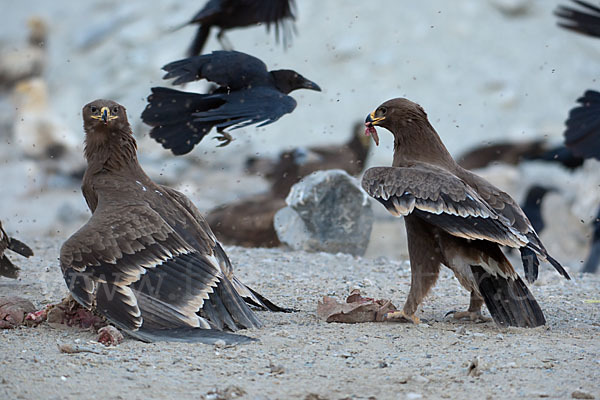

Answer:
[274,169,373,256]
[489,0,534,17]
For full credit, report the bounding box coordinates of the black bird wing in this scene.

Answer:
[59,201,262,341]
[191,0,296,28]
[192,88,297,130]
[190,0,224,23]
[362,165,570,281]
[0,223,33,279]
[162,51,271,88]
[564,90,600,160]
[141,87,225,155]
[555,0,600,38]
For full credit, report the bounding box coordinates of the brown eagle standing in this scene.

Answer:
[362,98,570,327]
[60,100,284,344]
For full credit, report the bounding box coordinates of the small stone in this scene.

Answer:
[467,357,482,377]
[489,0,534,16]
[268,362,285,375]
[274,170,373,256]
[406,393,423,400]
[213,339,227,348]
[204,385,246,400]
[572,390,595,399]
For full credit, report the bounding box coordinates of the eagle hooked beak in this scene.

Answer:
[91,106,118,125]
[364,111,384,146]
[101,107,109,124]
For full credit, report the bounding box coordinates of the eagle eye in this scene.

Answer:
[112,106,119,114]
[90,105,98,113]
[378,107,387,115]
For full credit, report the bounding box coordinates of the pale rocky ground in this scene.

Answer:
[1,241,599,400]
[1,0,600,399]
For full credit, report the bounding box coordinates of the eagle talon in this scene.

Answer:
[446,310,491,323]
[385,310,421,324]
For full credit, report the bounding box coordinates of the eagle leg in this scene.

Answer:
[396,216,443,325]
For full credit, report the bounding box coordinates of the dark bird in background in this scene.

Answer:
[362,98,570,328]
[207,148,306,248]
[456,139,585,171]
[563,90,600,160]
[0,221,33,279]
[141,51,321,155]
[184,0,296,57]
[0,17,48,89]
[554,2,600,160]
[61,100,286,344]
[520,186,556,235]
[522,145,585,170]
[246,121,372,182]
[582,206,600,273]
[555,4,600,273]
[555,0,600,38]
[456,139,547,170]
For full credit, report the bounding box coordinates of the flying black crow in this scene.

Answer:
[141,51,320,155]
[555,0,600,38]
[184,0,296,57]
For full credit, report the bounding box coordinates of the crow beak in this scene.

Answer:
[302,79,321,92]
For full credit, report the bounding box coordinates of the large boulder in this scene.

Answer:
[274,169,373,256]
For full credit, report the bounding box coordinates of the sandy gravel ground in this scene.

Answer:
[1,238,598,400]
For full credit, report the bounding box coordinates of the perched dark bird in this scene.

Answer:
[456,139,585,171]
[184,0,296,57]
[554,4,600,273]
[141,51,321,155]
[246,121,372,182]
[207,149,305,247]
[522,145,585,170]
[555,0,600,38]
[61,99,286,344]
[563,90,600,160]
[520,186,556,235]
[362,98,570,328]
[0,221,33,279]
[456,139,547,170]
[554,3,600,160]
[582,206,600,273]
[0,17,48,89]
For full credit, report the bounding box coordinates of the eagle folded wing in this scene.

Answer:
[60,203,224,331]
[361,165,529,248]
